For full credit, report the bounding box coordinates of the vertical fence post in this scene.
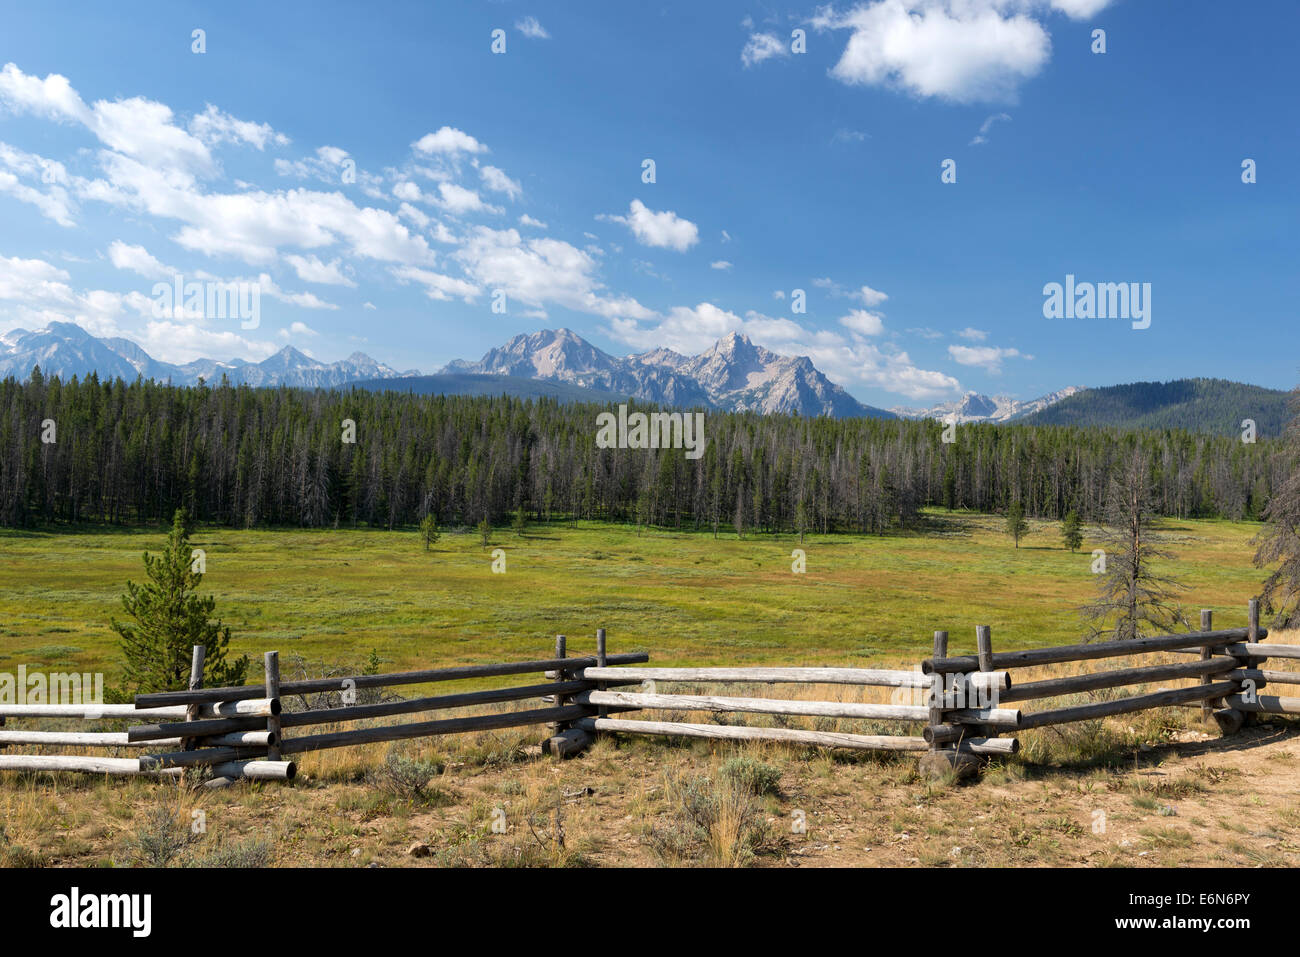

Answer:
[183,645,206,752]
[972,625,996,744]
[1243,599,1265,727]
[265,651,282,762]
[550,635,567,733]
[596,628,608,720]
[1199,609,1213,719]
[927,630,949,754]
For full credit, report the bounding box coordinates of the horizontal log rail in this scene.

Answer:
[577,665,1010,692]
[577,716,928,751]
[0,755,184,777]
[576,688,1019,727]
[278,679,592,729]
[1226,668,1300,686]
[0,730,182,748]
[1171,642,1300,660]
[280,704,590,755]
[127,715,271,743]
[137,745,269,770]
[134,653,650,707]
[1224,694,1300,715]
[0,703,190,720]
[923,629,1264,674]
[1017,680,1238,730]
[1000,657,1238,703]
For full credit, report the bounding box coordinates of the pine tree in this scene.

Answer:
[478,516,492,547]
[512,505,527,537]
[419,513,439,551]
[1005,502,1028,548]
[1082,448,1188,641]
[1061,509,1084,552]
[1254,387,1300,627]
[112,508,249,693]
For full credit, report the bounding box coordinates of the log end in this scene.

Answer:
[542,728,594,759]
[918,749,982,784]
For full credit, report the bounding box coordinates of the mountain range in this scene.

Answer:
[889,386,1086,425]
[441,328,894,418]
[0,321,408,389]
[1,322,1289,435]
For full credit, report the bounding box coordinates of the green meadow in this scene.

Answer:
[0,511,1270,684]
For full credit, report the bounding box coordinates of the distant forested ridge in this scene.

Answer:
[1019,378,1291,437]
[0,371,1291,532]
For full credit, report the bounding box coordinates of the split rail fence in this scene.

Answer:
[0,600,1296,783]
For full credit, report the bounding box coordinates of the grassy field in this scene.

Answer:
[0,510,1273,683]
[2,509,1297,869]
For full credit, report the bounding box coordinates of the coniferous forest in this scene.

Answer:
[0,370,1290,533]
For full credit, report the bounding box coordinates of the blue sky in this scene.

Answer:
[0,0,1295,407]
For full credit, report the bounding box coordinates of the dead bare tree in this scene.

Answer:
[1081,446,1188,641]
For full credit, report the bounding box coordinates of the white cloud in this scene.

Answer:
[947,342,1024,372]
[742,33,789,67]
[435,181,500,215]
[811,1,1108,103]
[107,241,171,279]
[285,254,355,287]
[138,319,278,364]
[0,253,144,338]
[480,165,521,199]
[455,226,652,319]
[600,199,699,252]
[392,181,423,202]
[710,260,733,270]
[970,111,1011,145]
[857,284,888,306]
[955,326,987,340]
[840,309,885,336]
[515,16,551,39]
[412,126,487,156]
[189,104,289,150]
[256,274,339,310]
[518,213,547,229]
[390,265,480,303]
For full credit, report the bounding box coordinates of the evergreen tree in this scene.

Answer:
[512,505,527,537]
[1061,509,1084,552]
[478,516,492,546]
[112,508,249,693]
[1005,502,1028,548]
[1082,448,1188,641]
[419,513,439,551]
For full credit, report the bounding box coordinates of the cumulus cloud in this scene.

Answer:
[412,126,487,156]
[435,181,501,215]
[455,226,653,320]
[811,1,1108,103]
[742,33,789,67]
[479,165,521,199]
[955,326,988,340]
[107,241,171,279]
[600,199,699,252]
[284,253,355,287]
[518,213,547,229]
[189,104,289,150]
[947,342,1025,372]
[710,260,732,270]
[839,309,885,336]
